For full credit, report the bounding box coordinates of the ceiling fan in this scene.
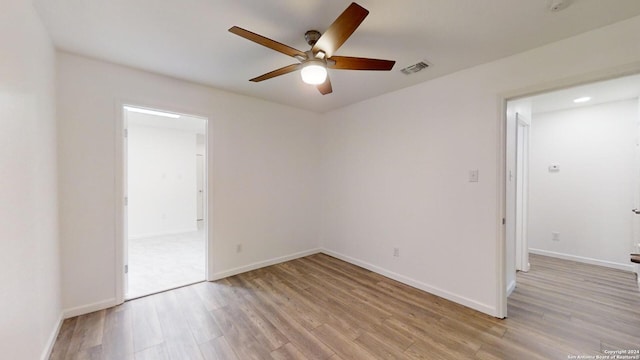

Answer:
[228,2,395,95]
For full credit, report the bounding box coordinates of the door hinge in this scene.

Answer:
[124,264,128,274]
[124,129,128,138]
[502,218,506,225]
[124,196,128,206]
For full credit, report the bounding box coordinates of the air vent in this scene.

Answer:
[400,61,430,75]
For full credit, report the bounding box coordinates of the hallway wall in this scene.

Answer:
[529,99,638,270]
[0,1,61,359]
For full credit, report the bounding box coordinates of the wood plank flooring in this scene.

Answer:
[50,253,640,359]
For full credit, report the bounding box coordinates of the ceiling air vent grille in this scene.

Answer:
[400,61,430,75]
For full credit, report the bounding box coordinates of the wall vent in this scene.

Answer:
[400,61,430,75]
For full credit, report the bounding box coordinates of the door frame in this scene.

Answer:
[115,101,210,304]
[496,62,640,318]
[634,98,640,281]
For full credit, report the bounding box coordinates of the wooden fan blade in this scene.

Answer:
[317,75,333,95]
[250,64,301,82]
[312,3,369,58]
[229,26,306,58]
[329,56,395,71]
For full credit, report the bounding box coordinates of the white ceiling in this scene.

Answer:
[127,108,206,133]
[34,0,640,113]
[530,74,640,114]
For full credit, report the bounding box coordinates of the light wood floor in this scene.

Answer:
[50,253,640,359]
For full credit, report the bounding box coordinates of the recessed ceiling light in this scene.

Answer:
[573,97,591,103]
[124,106,180,118]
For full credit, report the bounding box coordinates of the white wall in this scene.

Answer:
[127,121,199,238]
[320,16,640,316]
[57,53,322,313]
[529,99,638,270]
[55,14,640,319]
[0,1,61,359]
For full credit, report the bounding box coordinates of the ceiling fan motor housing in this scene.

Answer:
[305,30,321,46]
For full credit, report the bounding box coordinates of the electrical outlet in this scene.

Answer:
[236,244,243,253]
[552,232,560,241]
[393,248,400,257]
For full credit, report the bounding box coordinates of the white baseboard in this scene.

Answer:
[320,249,498,317]
[63,298,118,319]
[507,279,516,297]
[529,248,635,272]
[62,249,321,319]
[211,248,322,280]
[41,312,64,360]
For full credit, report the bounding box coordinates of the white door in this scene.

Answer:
[123,114,130,297]
[505,107,518,295]
[196,154,204,221]
[506,104,532,298]
[515,114,530,272]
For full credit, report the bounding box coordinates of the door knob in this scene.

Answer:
[632,209,640,214]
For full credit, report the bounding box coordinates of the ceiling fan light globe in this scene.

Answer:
[301,63,327,85]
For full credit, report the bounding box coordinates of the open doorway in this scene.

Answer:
[123,105,207,299]
[505,74,640,305]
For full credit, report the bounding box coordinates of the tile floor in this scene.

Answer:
[127,229,205,299]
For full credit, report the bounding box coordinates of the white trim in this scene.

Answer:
[211,248,322,280]
[63,298,118,319]
[516,112,531,126]
[63,248,319,318]
[506,280,516,297]
[529,248,635,272]
[115,101,126,305]
[321,249,498,317]
[115,100,212,302]
[202,119,211,282]
[495,97,508,319]
[501,61,640,103]
[63,246,506,322]
[40,312,63,360]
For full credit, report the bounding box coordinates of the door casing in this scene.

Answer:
[115,102,210,304]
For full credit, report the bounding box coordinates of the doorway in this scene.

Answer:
[505,74,640,308]
[123,105,208,299]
